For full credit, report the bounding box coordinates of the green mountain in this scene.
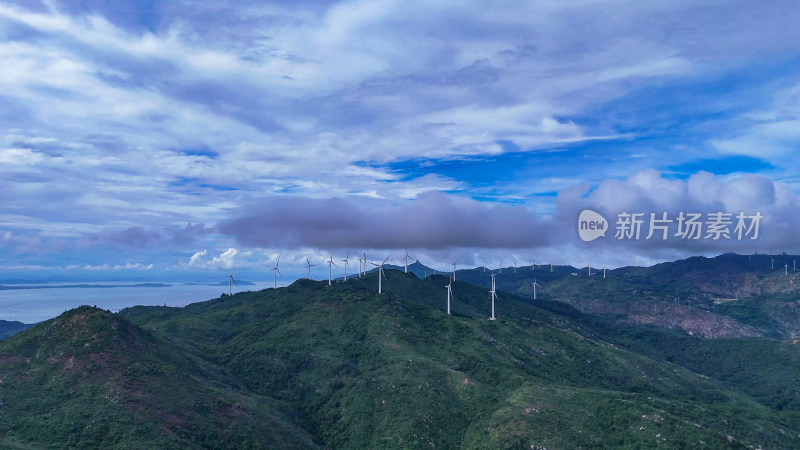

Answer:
[455,253,800,339]
[0,306,317,449]
[1,268,798,448]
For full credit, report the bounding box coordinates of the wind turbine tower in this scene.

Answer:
[513,258,517,273]
[550,263,553,273]
[326,251,338,286]
[341,251,351,282]
[489,273,497,320]
[228,273,235,296]
[269,256,282,289]
[403,246,412,273]
[785,264,789,276]
[588,265,592,277]
[369,255,390,294]
[356,255,363,278]
[445,278,453,315]
[452,259,458,280]
[305,257,317,280]
[771,258,775,270]
[532,276,540,300]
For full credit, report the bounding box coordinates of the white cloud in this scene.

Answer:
[188,248,254,269]
[0,148,43,165]
[713,120,800,158]
[189,250,208,267]
[112,262,153,270]
[556,170,800,260]
[79,262,153,270]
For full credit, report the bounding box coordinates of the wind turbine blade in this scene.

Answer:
[383,254,390,264]
[277,268,282,277]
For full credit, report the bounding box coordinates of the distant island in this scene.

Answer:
[184,280,256,286]
[0,283,172,290]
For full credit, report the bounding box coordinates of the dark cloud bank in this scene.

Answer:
[219,172,800,256]
[219,192,563,250]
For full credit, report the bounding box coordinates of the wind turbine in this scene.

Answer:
[305,257,317,280]
[341,251,351,282]
[326,251,338,286]
[785,264,789,276]
[402,246,413,273]
[588,265,592,277]
[513,258,517,273]
[532,275,540,300]
[356,255,364,278]
[228,272,236,296]
[550,263,553,273]
[445,277,453,315]
[489,273,497,320]
[530,260,535,271]
[269,256,282,289]
[771,258,775,270]
[482,257,487,272]
[362,251,368,277]
[452,259,458,281]
[224,264,239,296]
[369,254,390,294]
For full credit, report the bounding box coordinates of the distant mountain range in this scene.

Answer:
[0,320,32,340]
[185,280,256,286]
[453,252,800,339]
[0,255,798,448]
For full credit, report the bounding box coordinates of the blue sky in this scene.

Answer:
[1,0,800,282]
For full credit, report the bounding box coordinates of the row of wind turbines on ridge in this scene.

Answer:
[228,249,556,321]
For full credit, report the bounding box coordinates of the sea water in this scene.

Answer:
[0,282,278,323]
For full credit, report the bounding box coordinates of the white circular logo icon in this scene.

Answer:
[578,209,608,242]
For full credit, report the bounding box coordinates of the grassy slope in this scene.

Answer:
[120,274,799,449]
